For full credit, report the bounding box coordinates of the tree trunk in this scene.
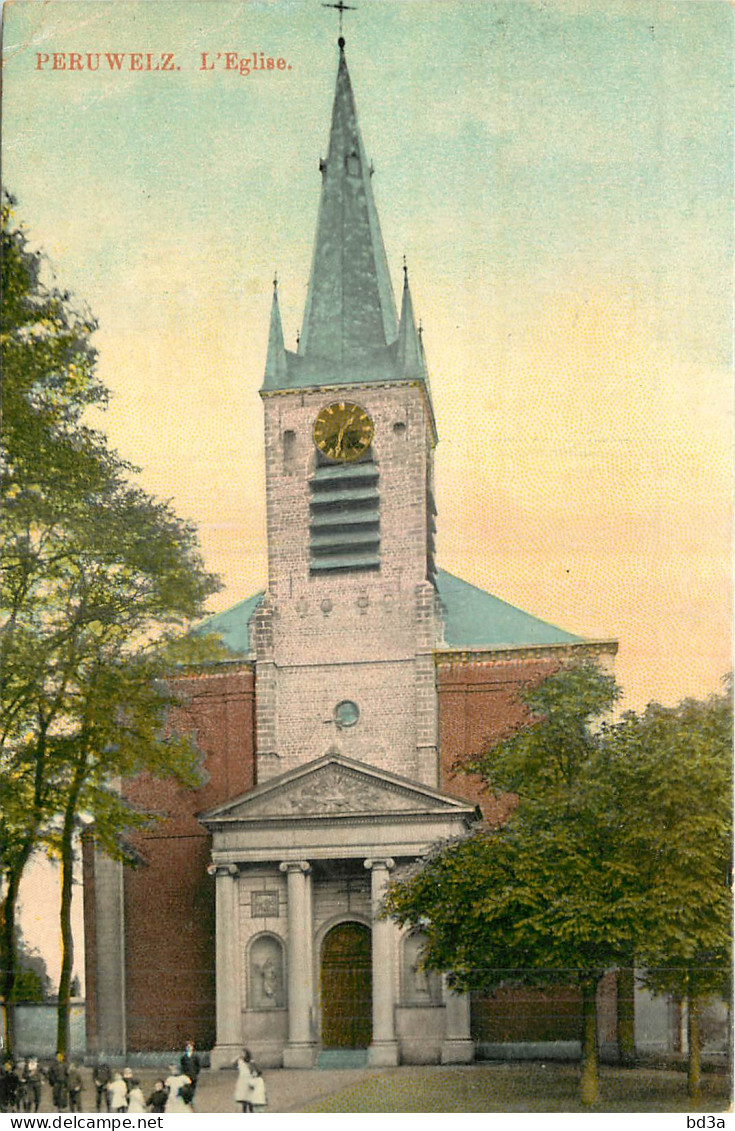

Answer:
[616,967,636,1065]
[0,871,21,1055]
[687,993,702,1101]
[57,767,85,1057]
[580,979,600,1105]
[0,852,33,1055]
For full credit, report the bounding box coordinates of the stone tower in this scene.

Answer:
[254,40,442,788]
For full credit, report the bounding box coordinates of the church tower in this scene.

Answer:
[254,37,442,787]
[83,24,618,1072]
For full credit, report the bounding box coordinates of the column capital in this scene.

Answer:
[208,862,239,877]
[279,860,311,875]
[364,857,395,872]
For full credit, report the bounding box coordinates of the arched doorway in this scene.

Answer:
[320,921,372,1049]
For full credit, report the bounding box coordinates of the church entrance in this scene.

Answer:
[320,921,372,1049]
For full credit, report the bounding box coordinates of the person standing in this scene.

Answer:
[67,1063,83,1112]
[164,1064,192,1114]
[47,1055,68,1112]
[0,1060,19,1113]
[179,1041,201,1104]
[147,1080,168,1115]
[93,1061,111,1112]
[24,1058,43,1113]
[127,1080,146,1113]
[107,1072,128,1113]
[233,1049,255,1113]
[249,1067,267,1113]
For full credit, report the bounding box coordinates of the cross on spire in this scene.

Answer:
[322,0,356,38]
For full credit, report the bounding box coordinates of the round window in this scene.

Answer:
[334,700,360,728]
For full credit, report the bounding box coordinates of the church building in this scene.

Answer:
[82,34,617,1068]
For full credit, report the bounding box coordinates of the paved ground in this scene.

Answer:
[19,1063,731,1114]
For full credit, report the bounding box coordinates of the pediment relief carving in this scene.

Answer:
[225,764,449,820]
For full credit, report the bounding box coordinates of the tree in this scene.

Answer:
[1,194,222,1053]
[602,686,732,1099]
[386,662,642,1106]
[10,926,52,1003]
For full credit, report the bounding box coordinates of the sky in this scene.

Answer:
[3,0,733,983]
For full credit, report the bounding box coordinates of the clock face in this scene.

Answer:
[313,402,374,462]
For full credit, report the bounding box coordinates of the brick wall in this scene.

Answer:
[437,647,620,1050]
[85,665,257,1053]
[436,649,564,818]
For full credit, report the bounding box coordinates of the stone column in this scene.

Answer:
[280,861,316,1068]
[364,858,399,1066]
[441,977,474,1064]
[211,864,243,1069]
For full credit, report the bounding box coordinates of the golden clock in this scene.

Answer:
[313,402,374,462]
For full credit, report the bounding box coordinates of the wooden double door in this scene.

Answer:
[320,921,372,1049]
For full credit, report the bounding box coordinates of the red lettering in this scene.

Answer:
[199,52,214,70]
[160,53,175,71]
[86,54,100,71]
[145,53,159,71]
[267,57,275,70]
[130,53,143,71]
[52,53,66,70]
[277,58,286,70]
[35,53,50,70]
[224,52,239,70]
[68,53,83,71]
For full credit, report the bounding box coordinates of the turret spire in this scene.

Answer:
[298,42,397,365]
[396,258,424,380]
[264,277,288,386]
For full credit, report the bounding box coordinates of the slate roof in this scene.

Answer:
[262,43,427,394]
[196,570,582,659]
[435,569,583,649]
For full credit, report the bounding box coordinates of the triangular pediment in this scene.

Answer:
[199,754,478,825]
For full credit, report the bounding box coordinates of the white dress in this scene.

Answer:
[165,1073,193,1113]
[234,1059,255,1104]
[127,1087,146,1114]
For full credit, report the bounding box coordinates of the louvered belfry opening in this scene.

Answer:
[309,454,380,573]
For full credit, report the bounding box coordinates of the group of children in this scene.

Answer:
[0,1055,83,1113]
[0,1041,269,1113]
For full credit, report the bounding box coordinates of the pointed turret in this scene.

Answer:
[263,277,288,388]
[298,39,397,366]
[396,262,424,381]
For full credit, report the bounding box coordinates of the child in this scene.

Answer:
[249,1067,267,1113]
[127,1080,146,1113]
[147,1080,168,1115]
[108,1071,128,1113]
[67,1063,83,1112]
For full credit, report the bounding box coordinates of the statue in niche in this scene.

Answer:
[260,957,278,1000]
[403,931,441,1005]
[249,936,285,1009]
[411,960,430,998]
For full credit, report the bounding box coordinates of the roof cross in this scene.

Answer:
[322,0,357,37]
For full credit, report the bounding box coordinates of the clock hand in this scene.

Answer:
[337,410,357,456]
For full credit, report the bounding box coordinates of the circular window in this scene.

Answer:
[335,700,360,728]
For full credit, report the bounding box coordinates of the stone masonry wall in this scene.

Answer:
[257,384,441,783]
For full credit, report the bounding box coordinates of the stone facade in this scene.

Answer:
[256,383,441,786]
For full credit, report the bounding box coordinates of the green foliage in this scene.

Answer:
[604,685,732,1001]
[386,662,731,1101]
[1,194,223,1051]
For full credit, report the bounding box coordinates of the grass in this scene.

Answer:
[301,1063,732,1113]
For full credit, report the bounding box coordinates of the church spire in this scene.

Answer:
[298,40,397,365]
[264,275,288,387]
[396,260,424,380]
